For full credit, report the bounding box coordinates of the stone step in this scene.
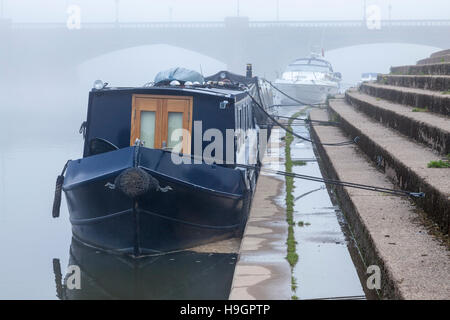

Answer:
[377,74,450,92]
[430,49,450,58]
[327,98,450,234]
[390,63,450,76]
[346,90,450,155]
[360,82,450,116]
[309,108,450,300]
[417,54,450,65]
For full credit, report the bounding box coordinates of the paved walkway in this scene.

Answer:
[228,173,291,300]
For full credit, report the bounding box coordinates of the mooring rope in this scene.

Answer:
[246,90,358,146]
[181,151,425,199]
[249,79,423,197]
[309,295,367,300]
[273,114,341,126]
[262,78,326,107]
[234,163,425,198]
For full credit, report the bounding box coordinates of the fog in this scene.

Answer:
[0,0,446,216]
[0,0,447,204]
[4,0,450,22]
[0,0,448,298]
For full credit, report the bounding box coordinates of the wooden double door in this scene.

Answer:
[130,94,193,154]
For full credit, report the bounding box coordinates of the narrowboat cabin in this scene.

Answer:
[54,68,273,257]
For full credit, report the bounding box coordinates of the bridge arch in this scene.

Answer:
[323,42,443,85]
[3,19,450,80]
[77,44,226,86]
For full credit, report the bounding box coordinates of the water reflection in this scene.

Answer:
[53,238,237,300]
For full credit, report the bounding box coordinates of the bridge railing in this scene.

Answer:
[10,21,227,29]
[9,19,450,29]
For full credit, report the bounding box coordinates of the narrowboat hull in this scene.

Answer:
[63,147,252,256]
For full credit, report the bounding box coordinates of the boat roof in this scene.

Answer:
[90,84,250,100]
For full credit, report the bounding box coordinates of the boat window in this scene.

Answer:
[245,105,250,131]
[241,108,245,130]
[168,112,183,150]
[286,64,331,73]
[88,138,119,156]
[140,111,156,148]
[242,107,246,131]
[237,107,241,130]
[131,95,193,154]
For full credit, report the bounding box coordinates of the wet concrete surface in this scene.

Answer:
[231,105,369,300]
[229,130,292,300]
[284,106,366,300]
[230,105,368,300]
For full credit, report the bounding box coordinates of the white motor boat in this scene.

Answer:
[360,73,379,82]
[274,55,341,105]
[358,73,379,86]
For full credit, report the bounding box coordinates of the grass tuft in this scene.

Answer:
[291,276,297,292]
[412,107,428,112]
[284,111,304,295]
[427,160,450,168]
[292,160,307,166]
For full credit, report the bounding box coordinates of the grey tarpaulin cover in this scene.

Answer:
[154,67,205,84]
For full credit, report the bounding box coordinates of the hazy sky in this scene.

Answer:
[1,0,446,85]
[3,0,450,22]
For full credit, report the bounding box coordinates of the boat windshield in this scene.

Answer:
[286,59,333,73]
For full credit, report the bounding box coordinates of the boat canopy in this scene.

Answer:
[205,70,257,86]
[154,67,205,85]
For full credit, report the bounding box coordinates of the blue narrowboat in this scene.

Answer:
[54,68,272,257]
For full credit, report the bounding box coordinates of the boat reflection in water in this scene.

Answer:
[53,238,237,300]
